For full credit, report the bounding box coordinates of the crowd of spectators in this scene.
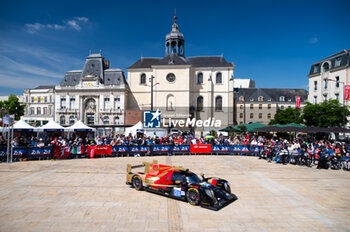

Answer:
[1,132,350,170]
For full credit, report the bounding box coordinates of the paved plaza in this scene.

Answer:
[0,155,349,232]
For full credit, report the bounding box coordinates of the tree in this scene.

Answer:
[269,107,303,125]
[302,99,349,127]
[0,94,25,120]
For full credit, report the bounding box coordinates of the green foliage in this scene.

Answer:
[269,107,303,125]
[0,94,25,120]
[209,130,216,136]
[302,99,349,127]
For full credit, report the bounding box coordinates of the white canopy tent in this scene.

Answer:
[36,119,65,132]
[125,121,144,136]
[13,120,35,132]
[66,120,96,132]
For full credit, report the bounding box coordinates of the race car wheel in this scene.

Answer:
[132,175,143,191]
[186,188,200,205]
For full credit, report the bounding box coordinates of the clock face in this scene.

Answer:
[166,73,176,83]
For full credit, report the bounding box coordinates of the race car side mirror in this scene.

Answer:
[200,173,205,179]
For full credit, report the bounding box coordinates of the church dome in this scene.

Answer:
[165,15,185,57]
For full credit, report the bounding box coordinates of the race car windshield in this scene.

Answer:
[186,173,202,184]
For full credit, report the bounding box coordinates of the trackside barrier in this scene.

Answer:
[0,145,264,161]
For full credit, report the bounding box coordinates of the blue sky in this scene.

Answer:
[0,0,349,95]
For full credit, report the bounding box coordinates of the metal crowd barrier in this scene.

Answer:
[0,144,263,161]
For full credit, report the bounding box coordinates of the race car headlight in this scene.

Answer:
[204,189,215,199]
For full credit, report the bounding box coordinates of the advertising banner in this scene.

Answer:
[212,145,231,153]
[89,145,112,156]
[0,148,6,157]
[296,96,301,108]
[172,145,190,154]
[128,146,149,153]
[151,145,171,154]
[345,85,350,101]
[27,147,51,157]
[54,146,70,159]
[190,144,212,153]
[112,146,128,154]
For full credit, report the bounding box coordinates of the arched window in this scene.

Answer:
[239,96,244,101]
[60,116,65,125]
[280,96,285,102]
[197,96,203,111]
[197,73,203,84]
[258,96,263,101]
[37,107,41,115]
[216,72,222,84]
[69,116,75,125]
[215,96,222,111]
[322,62,330,72]
[114,116,120,125]
[103,116,109,125]
[167,94,175,111]
[140,73,146,84]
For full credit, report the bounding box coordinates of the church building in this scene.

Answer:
[127,15,235,135]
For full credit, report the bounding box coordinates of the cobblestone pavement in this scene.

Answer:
[0,156,349,232]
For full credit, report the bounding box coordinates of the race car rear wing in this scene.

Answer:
[127,160,158,174]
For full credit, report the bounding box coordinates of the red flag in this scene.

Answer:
[344,85,350,101]
[296,96,301,107]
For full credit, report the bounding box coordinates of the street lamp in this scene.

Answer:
[144,75,160,111]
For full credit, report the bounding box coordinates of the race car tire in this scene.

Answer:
[186,187,200,205]
[132,175,143,191]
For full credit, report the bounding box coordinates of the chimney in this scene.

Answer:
[105,60,110,69]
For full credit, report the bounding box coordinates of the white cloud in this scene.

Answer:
[309,37,318,44]
[25,17,89,34]
[0,54,63,79]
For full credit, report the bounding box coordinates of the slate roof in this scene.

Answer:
[104,70,125,85]
[236,88,308,102]
[33,85,55,90]
[60,71,82,86]
[309,49,350,76]
[127,54,233,69]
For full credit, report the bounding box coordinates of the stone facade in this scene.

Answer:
[308,49,350,105]
[235,88,308,125]
[127,16,235,135]
[22,86,55,126]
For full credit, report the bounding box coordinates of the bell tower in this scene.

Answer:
[165,14,185,57]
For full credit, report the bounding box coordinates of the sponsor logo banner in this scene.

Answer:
[190,144,212,153]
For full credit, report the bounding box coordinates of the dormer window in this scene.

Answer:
[313,64,320,73]
[280,96,285,102]
[239,96,244,101]
[258,96,263,101]
[250,98,254,101]
[322,62,330,72]
[334,57,342,67]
